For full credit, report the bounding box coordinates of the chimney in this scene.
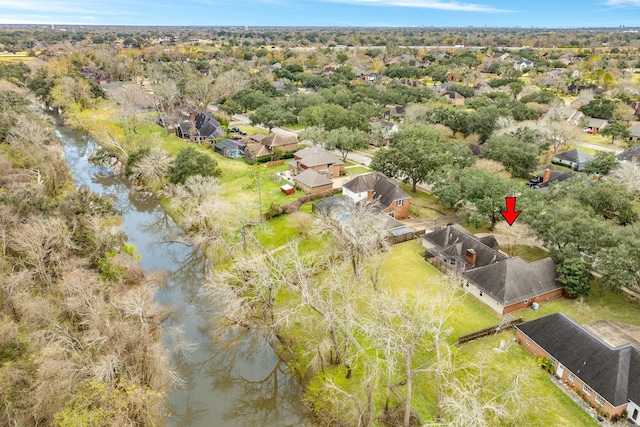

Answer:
[632,154,638,164]
[465,249,477,268]
[542,168,551,183]
[189,111,196,121]
[367,189,374,201]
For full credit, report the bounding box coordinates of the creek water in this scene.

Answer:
[57,123,311,426]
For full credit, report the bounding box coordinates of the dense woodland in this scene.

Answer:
[2,26,640,426]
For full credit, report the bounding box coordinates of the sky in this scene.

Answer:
[0,0,640,28]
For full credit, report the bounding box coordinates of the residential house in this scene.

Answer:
[628,124,640,142]
[585,117,608,134]
[545,107,584,125]
[422,224,563,314]
[369,119,399,146]
[553,148,594,171]
[383,106,405,121]
[243,132,299,162]
[214,139,246,158]
[293,168,333,194]
[261,133,299,154]
[513,59,534,71]
[176,112,225,142]
[617,145,640,165]
[342,172,410,219]
[516,313,640,423]
[532,168,576,191]
[422,224,507,273]
[289,146,344,178]
[461,256,563,314]
[442,91,465,106]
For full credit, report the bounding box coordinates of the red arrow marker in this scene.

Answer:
[501,196,521,226]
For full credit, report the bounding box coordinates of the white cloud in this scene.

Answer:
[321,0,511,12]
[605,0,640,5]
[0,0,128,16]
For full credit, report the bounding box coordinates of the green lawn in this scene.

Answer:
[344,165,370,176]
[505,244,550,262]
[519,281,640,326]
[400,183,453,219]
[460,333,599,427]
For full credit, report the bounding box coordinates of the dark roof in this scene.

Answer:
[537,171,575,189]
[553,149,594,165]
[422,224,507,269]
[629,124,640,138]
[343,172,410,209]
[617,145,640,163]
[194,112,225,139]
[215,139,246,151]
[516,313,640,407]
[462,257,561,306]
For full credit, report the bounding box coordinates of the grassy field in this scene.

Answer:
[460,333,599,426]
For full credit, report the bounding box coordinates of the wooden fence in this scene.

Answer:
[457,318,524,346]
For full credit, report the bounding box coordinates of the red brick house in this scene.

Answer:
[516,313,640,424]
[342,172,410,219]
[422,225,563,314]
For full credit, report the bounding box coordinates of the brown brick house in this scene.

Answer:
[516,313,640,424]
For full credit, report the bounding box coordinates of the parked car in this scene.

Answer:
[230,126,240,133]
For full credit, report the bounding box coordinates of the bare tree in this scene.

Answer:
[130,146,173,186]
[212,68,249,102]
[111,83,149,135]
[316,198,389,283]
[612,163,640,197]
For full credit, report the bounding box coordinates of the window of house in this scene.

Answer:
[583,384,592,395]
[398,199,403,206]
[525,338,531,346]
[568,373,575,382]
[595,394,605,406]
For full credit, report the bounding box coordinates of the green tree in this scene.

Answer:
[371,124,449,192]
[579,99,617,120]
[557,258,592,297]
[433,168,520,229]
[484,134,539,178]
[584,151,619,175]
[325,127,368,162]
[599,122,631,145]
[249,104,297,131]
[169,147,221,185]
[466,107,500,143]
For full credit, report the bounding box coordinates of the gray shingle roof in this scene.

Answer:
[617,145,640,163]
[294,169,332,188]
[294,146,344,168]
[516,313,640,407]
[422,225,507,269]
[554,148,594,165]
[462,257,561,306]
[343,172,409,209]
[629,124,640,138]
[215,139,245,151]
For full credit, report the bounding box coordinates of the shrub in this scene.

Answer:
[169,147,221,184]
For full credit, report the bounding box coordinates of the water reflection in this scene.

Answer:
[57,122,311,427]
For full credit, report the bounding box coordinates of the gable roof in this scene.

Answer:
[462,257,561,306]
[587,117,608,129]
[294,168,332,188]
[617,145,640,163]
[194,112,225,139]
[516,313,640,407]
[422,224,507,270]
[343,172,410,208]
[295,146,344,168]
[553,148,594,165]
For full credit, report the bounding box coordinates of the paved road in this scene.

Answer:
[576,141,623,154]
